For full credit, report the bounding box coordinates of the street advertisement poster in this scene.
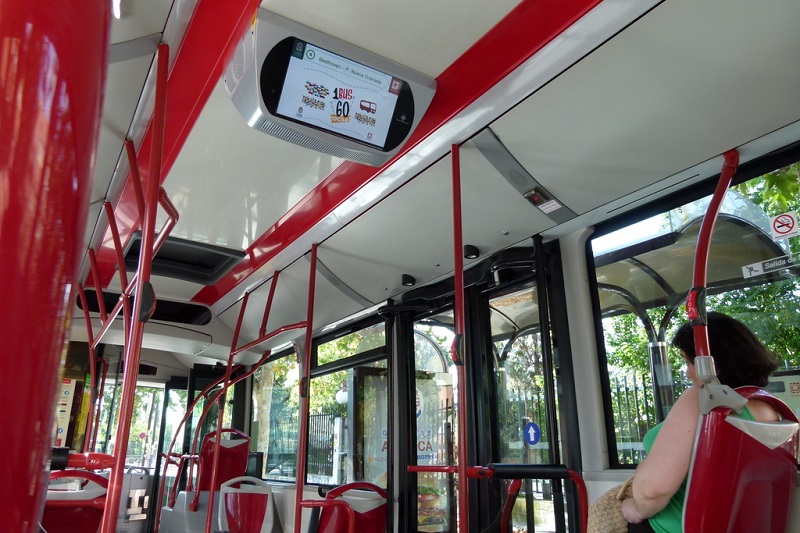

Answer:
[363,373,389,486]
[361,369,454,530]
[55,378,77,447]
[415,372,453,532]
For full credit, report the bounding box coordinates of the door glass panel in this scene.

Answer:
[307,361,388,486]
[159,387,188,506]
[491,287,564,533]
[413,321,455,532]
[96,383,164,471]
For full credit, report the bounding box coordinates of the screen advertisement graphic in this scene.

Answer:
[275,39,403,149]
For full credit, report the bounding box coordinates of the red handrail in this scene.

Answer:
[464,464,588,533]
[153,275,291,532]
[686,150,739,358]
[405,144,472,531]
[155,369,239,530]
[500,479,523,532]
[100,43,174,533]
[203,273,308,532]
[76,286,104,453]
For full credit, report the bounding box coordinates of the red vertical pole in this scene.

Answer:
[294,245,319,532]
[204,291,250,532]
[450,144,470,532]
[101,43,170,533]
[0,2,110,531]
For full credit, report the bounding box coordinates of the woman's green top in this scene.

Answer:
[643,406,754,533]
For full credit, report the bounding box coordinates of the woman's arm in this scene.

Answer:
[624,385,701,520]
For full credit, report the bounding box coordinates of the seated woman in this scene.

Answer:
[621,312,780,533]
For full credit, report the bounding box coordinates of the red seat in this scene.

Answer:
[684,386,799,533]
[196,429,250,492]
[310,482,387,533]
[166,428,250,513]
[42,470,108,533]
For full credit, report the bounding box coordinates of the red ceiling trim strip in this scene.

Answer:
[193,0,602,305]
[90,0,261,287]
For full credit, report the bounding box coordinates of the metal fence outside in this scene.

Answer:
[264,373,678,477]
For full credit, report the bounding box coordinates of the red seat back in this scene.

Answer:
[197,429,250,492]
[684,387,799,533]
[43,470,108,533]
[316,482,387,533]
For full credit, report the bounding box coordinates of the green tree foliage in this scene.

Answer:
[707,281,800,366]
[734,163,800,220]
[606,167,800,377]
[95,384,162,466]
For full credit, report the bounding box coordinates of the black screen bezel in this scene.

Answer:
[260,37,415,153]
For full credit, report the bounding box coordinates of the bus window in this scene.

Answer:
[591,161,800,466]
[95,380,165,471]
[252,354,300,480]
[253,322,388,485]
[310,322,388,487]
[317,322,385,365]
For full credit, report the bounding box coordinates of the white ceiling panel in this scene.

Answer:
[110,0,173,44]
[160,82,345,250]
[92,55,157,205]
[491,0,800,215]
[260,0,522,77]
[318,144,556,305]
[219,253,367,355]
[218,142,557,346]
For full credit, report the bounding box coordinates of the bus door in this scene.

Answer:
[170,365,247,491]
[487,277,580,533]
[186,364,249,441]
[151,376,188,515]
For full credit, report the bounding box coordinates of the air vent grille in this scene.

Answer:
[257,119,386,166]
[124,232,245,285]
[77,291,212,326]
[224,30,255,95]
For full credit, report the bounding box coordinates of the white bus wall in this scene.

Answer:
[268,484,323,532]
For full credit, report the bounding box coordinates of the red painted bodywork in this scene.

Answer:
[86,0,601,308]
[0,1,110,531]
[89,0,262,289]
[193,0,602,305]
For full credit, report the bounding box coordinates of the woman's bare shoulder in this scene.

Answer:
[745,398,781,422]
[672,384,701,410]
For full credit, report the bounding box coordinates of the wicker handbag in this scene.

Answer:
[587,476,634,533]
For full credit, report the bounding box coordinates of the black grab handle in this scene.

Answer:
[487,463,572,480]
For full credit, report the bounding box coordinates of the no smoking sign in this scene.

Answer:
[770,212,799,240]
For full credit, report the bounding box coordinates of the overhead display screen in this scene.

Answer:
[266,38,411,150]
